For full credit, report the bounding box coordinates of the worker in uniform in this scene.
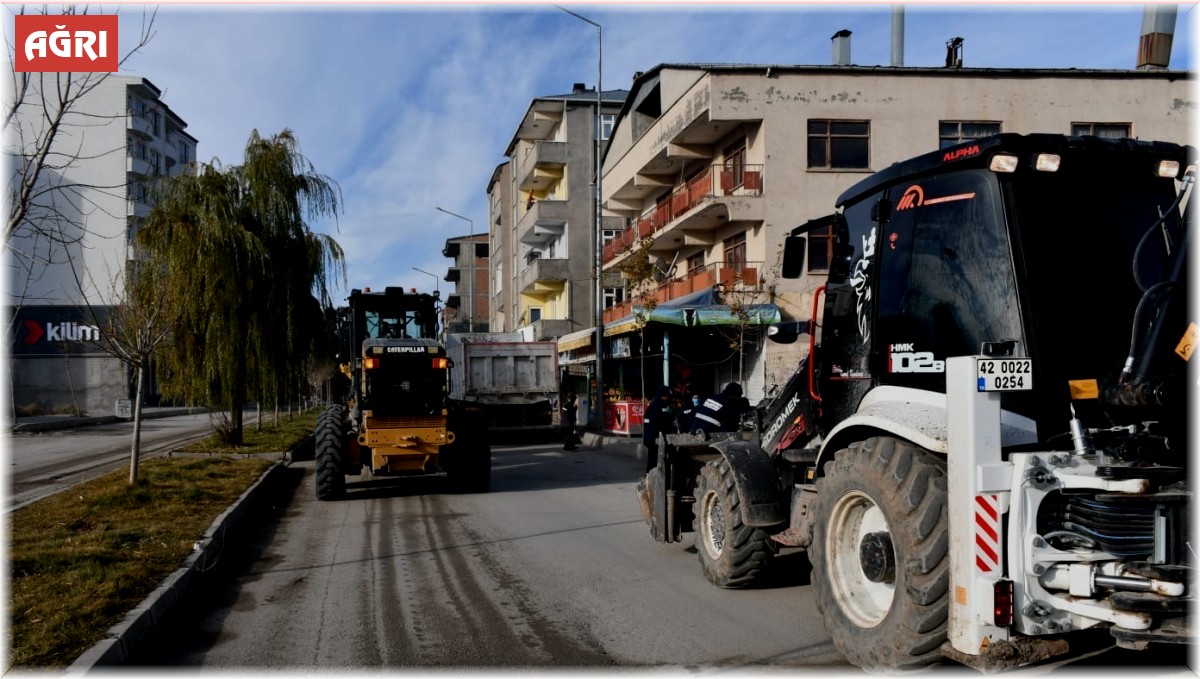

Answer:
[677,393,700,433]
[689,382,747,438]
[560,392,579,451]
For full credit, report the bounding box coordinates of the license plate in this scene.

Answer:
[976,358,1033,391]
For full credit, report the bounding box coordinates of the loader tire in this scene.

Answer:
[315,405,347,500]
[693,457,773,588]
[810,437,949,671]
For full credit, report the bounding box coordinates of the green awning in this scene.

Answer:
[635,303,781,327]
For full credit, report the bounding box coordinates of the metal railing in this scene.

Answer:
[602,164,763,264]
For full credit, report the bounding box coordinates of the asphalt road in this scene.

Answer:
[6,413,223,511]
[132,439,851,670]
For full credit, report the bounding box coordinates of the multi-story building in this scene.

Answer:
[489,83,627,347]
[7,75,198,414]
[441,233,490,334]
[595,41,1191,410]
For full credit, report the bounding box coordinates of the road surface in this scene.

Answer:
[134,439,850,670]
[7,412,224,511]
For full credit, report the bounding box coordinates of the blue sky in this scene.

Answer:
[90,3,1197,299]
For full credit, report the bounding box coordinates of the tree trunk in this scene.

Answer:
[128,361,145,486]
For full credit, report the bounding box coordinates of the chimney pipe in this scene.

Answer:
[573,82,586,93]
[945,37,963,68]
[891,5,904,67]
[831,29,852,66]
[1138,5,1177,70]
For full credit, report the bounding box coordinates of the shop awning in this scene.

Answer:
[557,327,594,352]
[643,303,781,327]
[603,285,780,335]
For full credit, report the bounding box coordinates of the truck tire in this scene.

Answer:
[693,458,773,588]
[448,412,491,494]
[810,436,949,671]
[315,405,347,500]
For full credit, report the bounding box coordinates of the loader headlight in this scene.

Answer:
[1034,154,1061,172]
[989,153,1019,173]
[1157,160,1181,178]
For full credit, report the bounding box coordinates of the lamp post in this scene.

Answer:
[412,267,439,297]
[555,5,605,431]
[435,207,476,332]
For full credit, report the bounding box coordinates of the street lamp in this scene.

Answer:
[435,206,476,333]
[412,267,439,297]
[555,5,605,431]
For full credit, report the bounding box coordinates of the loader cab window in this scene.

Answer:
[875,169,1022,392]
[366,310,426,340]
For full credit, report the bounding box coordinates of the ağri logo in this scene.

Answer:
[15,15,118,73]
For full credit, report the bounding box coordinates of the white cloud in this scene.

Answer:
[96,3,1194,299]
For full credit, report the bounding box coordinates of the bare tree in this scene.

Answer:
[80,258,178,485]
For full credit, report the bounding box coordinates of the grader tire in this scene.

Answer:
[810,436,949,671]
[693,457,773,588]
[314,405,347,500]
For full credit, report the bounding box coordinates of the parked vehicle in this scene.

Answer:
[315,287,490,500]
[446,332,558,432]
[639,134,1194,670]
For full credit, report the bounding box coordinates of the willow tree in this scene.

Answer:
[140,129,344,444]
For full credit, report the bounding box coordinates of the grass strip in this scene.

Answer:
[8,410,315,668]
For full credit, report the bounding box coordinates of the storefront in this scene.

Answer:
[559,286,780,435]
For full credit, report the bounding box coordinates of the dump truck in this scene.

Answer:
[639,134,1193,670]
[315,287,490,499]
[446,332,558,431]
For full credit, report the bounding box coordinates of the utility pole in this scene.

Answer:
[555,5,605,430]
[436,207,476,332]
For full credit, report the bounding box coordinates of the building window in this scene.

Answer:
[686,252,705,275]
[807,120,869,169]
[603,286,626,308]
[723,138,747,189]
[807,224,835,272]
[723,232,747,272]
[602,229,619,245]
[939,121,1001,149]
[600,114,615,141]
[528,307,542,324]
[1071,122,1131,139]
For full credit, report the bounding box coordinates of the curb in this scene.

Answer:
[66,458,290,671]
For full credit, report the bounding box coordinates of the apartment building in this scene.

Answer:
[596,59,1191,408]
[441,232,490,333]
[488,83,627,346]
[7,75,198,414]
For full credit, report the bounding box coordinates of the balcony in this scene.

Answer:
[516,140,567,192]
[126,155,152,176]
[601,260,765,324]
[518,257,569,293]
[518,199,569,245]
[602,164,764,265]
[126,198,150,219]
[444,267,461,283]
[530,318,575,340]
[127,112,155,138]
